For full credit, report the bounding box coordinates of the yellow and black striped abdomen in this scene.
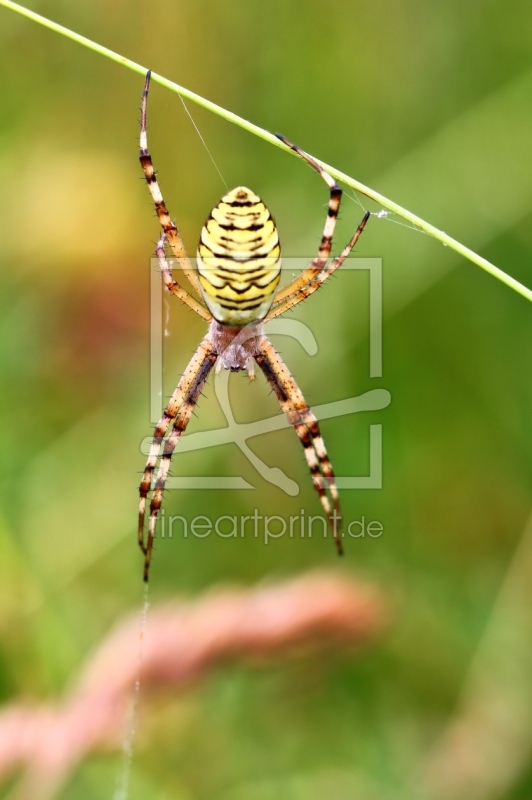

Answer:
[197,187,281,326]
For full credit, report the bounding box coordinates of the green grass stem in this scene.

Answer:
[1,0,531,302]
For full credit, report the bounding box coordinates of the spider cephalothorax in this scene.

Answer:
[138,71,369,581]
[209,321,263,372]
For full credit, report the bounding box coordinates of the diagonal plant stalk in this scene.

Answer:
[1,0,531,303]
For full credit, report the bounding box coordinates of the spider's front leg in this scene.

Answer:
[266,211,369,321]
[266,134,369,321]
[139,336,217,581]
[140,70,204,300]
[156,233,212,321]
[272,134,343,305]
[255,336,343,555]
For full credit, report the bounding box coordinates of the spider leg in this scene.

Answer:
[156,233,212,321]
[140,70,204,299]
[265,211,369,321]
[142,342,217,581]
[255,336,343,555]
[139,336,216,566]
[272,135,343,306]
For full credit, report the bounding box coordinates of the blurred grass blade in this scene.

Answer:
[1,0,531,302]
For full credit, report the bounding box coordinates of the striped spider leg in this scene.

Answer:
[138,72,215,580]
[140,70,203,298]
[254,337,344,554]
[265,134,369,321]
[139,334,218,582]
[138,72,369,580]
[155,232,212,320]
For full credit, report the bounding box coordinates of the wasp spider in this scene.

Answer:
[138,71,369,581]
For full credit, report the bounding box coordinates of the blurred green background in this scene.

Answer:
[1,0,532,797]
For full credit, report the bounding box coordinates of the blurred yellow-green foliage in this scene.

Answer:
[1,1,532,797]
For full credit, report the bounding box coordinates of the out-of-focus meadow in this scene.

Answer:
[0,1,531,797]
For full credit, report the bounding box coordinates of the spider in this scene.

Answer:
[138,71,369,582]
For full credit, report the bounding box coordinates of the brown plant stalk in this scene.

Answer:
[0,571,386,798]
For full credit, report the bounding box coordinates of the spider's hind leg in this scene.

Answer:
[139,336,217,580]
[255,336,343,555]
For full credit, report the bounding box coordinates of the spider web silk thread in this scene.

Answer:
[113,582,150,800]
[345,188,368,214]
[345,189,428,235]
[179,96,228,190]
